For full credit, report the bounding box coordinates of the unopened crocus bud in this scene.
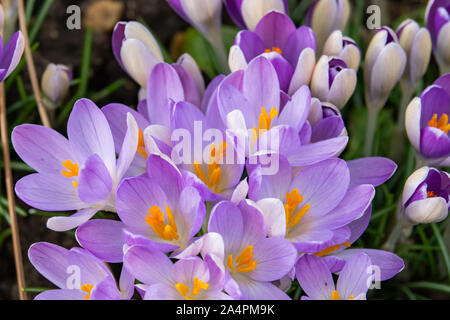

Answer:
[310,56,356,109]
[308,98,347,143]
[306,0,350,54]
[224,0,288,30]
[364,27,407,110]
[322,30,361,71]
[41,63,72,110]
[405,74,450,163]
[426,0,450,74]
[112,21,164,88]
[397,19,432,89]
[0,31,24,82]
[177,53,205,96]
[402,167,449,224]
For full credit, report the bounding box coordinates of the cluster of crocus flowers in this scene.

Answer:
[13,0,439,301]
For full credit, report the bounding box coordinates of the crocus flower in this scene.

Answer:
[310,56,357,109]
[402,167,450,224]
[12,99,139,231]
[296,253,372,300]
[28,242,133,300]
[307,99,347,145]
[224,0,288,31]
[249,157,375,253]
[405,74,450,163]
[112,21,164,90]
[364,27,407,111]
[397,19,432,92]
[0,30,24,82]
[124,245,231,300]
[322,30,361,71]
[41,63,73,110]
[306,0,350,54]
[218,56,348,167]
[229,11,316,94]
[185,200,298,300]
[426,0,450,74]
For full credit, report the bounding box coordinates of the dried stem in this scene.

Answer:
[17,0,50,128]
[0,83,27,300]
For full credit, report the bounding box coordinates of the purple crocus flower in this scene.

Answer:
[124,245,231,300]
[224,0,288,30]
[405,74,450,164]
[77,154,205,259]
[218,56,348,167]
[28,242,133,300]
[402,166,450,224]
[322,30,361,71]
[248,157,375,253]
[12,99,139,231]
[296,253,372,300]
[197,200,298,300]
[0,31,24,82]
[229,11,316,94]
[425,0,450,73]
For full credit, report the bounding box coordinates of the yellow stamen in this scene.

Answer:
[284,189,311,231]
[61,160,79,189]
[145,205,179,241]
[331,290,340,300]
[428,113,450,134]
[427,191,438,198]
[176,277,209,300]
[264,47,283,55]
[314,242,351,257]
[193,142,227,193]
[253,107,279,138]
[137,129,148,158]
[227,246,258,273]
[81,283,94,300]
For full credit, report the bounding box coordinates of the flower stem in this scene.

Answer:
[206,29,229,75]
[364,107,379,157]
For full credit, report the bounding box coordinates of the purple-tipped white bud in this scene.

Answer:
[177,53,205,96]
[397,19,432,89]
[402,167,449,225]
[306,0,350,54]
[322,30,361,71]
[364,27,407,110]
[310,56,357,109]
[112,21,164,88]
[426,0,450,74]
[224,0,288,30]
[41,63,72,110]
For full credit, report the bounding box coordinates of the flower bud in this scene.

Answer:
[405,74,450,163]
[397,19,432,89]
[364,27,407,110]
[308,98,347,142]
[322,30,361,71]
[167,0,223,40]
[306,0,350,53]
[177,53,205,96]
[426,0,450,74]
[41,63,72,110]
[224,0,288,30]
[402,167,449,224]
[0,31,24,82]
[112,21,164,88]
[310,56,356,109]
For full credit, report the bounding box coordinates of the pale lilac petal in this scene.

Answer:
[77,154,113,204]
[47,207,100,232]
[34,289,85,300]
[146,154,184,203]
[144,283,180,300]
[288,136,348,166]
[295,254,334,300]
[178,186,205,239]
[90,277,122,300]
[347,157,397,188]
[239,200,267,247]
[254,11,296,50]
[234,30,265,61]
[67,99,116,173]
[116,113,139,179]
[233,274,291,300]
[12,124,73,174]
[276,85,311,132]
[283,26,316,66]
[336,252,371,299]
[76,219,126,263]
[256,198,286,237]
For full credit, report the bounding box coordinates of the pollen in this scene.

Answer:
[61,160,79,188]
[253,107,279,139]
[264,47,282,55]
[427,190,438,198]
[227,245,258,273]
[137,129,148,158]
[331,290,354,300]
[193,142,227,193]
[175,277,209,300]
[284,189,311,231]
[428,113,450,134]
[81,283,94,300]
[145,205,179,241]
[314,242,351,257]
